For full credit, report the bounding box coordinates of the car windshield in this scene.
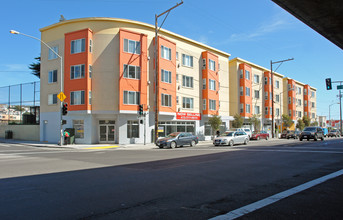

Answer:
[244,129,250,132]
[304,127,316,132]
[221,132,234,137]
[167,133,179,138]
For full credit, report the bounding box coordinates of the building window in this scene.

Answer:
[48,94,57,105]
[182,75,193,88]
[127,120,139,138]
[182,54,193,67]
[298,99,302,106]
[209,79,216,91]
[48,70,57,83]
[124,64,141,80]
[254,74,259,83]
[288,97,292,104]
[202,78,206,90]
[123,91,140,105]
[312,113,315,118]
[182,97,194,109]
[89,91,92,105]
[203,99,206,110]
[240,86,243,96]
[124,39,141,54]
[298,87,302,94]
[161,93,172,107]
[176,96,179,104]
[161,45,171,60]
[246,104,251,113]
[311,91,315,98]
[71,39,86,54]
[245,70,250,80]
[245,87,250,96]
[71,64,85,79]
[176,51,179,60]
[255,106,260,114]
[73,120,84,139]
[276,108,280,116]
[298,111,302,117]
[304,89,307,95]
[305,100,307,106]
[89,39,93,53]
[275,94,280,102]
[240,103,244,113]
[265,107,269,115]
[209,59,216,71]
[71,91,85,105]
[275,80,280,88]
[254,90,259,99]
[264,77,268,85]
[161,69,172,83]
[239,69,243,79]
[312,102,315,108]
[209,99,216,110]
[48,46,59,60]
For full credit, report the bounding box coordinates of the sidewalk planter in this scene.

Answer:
[5,130,13,139]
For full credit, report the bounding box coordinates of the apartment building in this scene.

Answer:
[39,17,231,144]
[229,58,317,132]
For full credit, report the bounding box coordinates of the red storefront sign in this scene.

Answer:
[176,112,201,120]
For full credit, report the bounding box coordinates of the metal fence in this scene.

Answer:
[0,81,40,124]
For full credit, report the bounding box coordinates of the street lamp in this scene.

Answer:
[10,30,64,145]
[329,102,339,128]
[271,58,294,138]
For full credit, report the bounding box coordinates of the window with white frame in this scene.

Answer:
[89,91,92,105]
[161,93,172,107]
[245,70,250,80]
[254,90,260,99]
[209,59,216,71]
[48,94,57,105]
[89,39,93,53]
[288,97,292,104]
[203,99,206,110]
[48,46,59,60]
[312,113,315,118]
[124,64,141,80]
[209,99,216,110]
[48,70,57,83]
[240,86,243,96]
[182,75,193,88]
[246,87,250,96]
[123,91,140,105]
[264,77,268,85]
[289,110,292,116]
[298,111,302,117]
[298,99,302,106]
[305,100,307,106]
[209,79,216,91]
[311,91,315,97]
[298,87,302,94]
[304,89,307,95]
[71,39,86,54]
[70,91,85,105]
[71,64,85,79]
[182,54,193,67]
[239,69,243,79]
[265,107,269,115]
[275,80,280,88]
[182,97,194,109]
[276,108,280,116]
[124,39,141,54]
[161,69,172,83]
[176,51,179,60]
[73,120,84,139]
[255,106,260,114]
[202,78,206,90]
[254,74,259,83]
[240,103,244,113]
[127,120,139,138]
[161,45,171,60]
[275,94,280,102]
[176,96,179,104]
[246,104,251,113]
[89,65,92,78]
[312,102,315,108]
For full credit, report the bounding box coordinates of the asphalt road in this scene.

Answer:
[0,138,342,220]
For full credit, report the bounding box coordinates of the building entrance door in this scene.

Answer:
[99,120,116,143]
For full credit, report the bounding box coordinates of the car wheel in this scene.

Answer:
[170,141,177,148]
[321,136,324,141]
[300,138,303,141]
[190,140,196,147]
[314,135,318,141]
[244,138,248,145]
[307,138,310,141]
[229,140,234,147]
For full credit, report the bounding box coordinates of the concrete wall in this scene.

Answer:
[0,124,40,141]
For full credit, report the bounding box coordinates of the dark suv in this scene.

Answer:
[299,126,325,141]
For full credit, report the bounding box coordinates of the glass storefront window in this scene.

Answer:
[158,121,195,137]
[205,122,226,136]
[73,120,84,139]
[127,120,139,138]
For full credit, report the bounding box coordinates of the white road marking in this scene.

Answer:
[209,168,343,220]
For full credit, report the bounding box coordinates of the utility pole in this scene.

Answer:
[154,0,183,144]
[271,58,294,138]
[328,80,343,135]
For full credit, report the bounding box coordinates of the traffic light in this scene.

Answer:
[139,104,143,116]
[62,103,68,115]
[325,78,332,90]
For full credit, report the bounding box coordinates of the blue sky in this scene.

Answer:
[2,0,342,119]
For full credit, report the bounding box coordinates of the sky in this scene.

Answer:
[1,0,342,119]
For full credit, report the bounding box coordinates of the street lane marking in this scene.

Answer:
[209,168,343,220]
[84,146,120,150]
[242,149,343,154]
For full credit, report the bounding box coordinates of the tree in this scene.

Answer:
[232,113,243,128]
[282,114,293,130]
[248,114,260,131]
[310,121,319,126]
[296,118,305,131]
[302,116,310,127]
[208,114,222,138]
[28,57,40,78]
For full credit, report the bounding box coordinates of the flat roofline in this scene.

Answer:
[283,77,317,91]
[40,17,231,58]
[230,57,284,78]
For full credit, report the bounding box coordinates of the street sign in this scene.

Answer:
[337,85,343,90]
[57,92,66,102]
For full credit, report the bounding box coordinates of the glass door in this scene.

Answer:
[99,120,116,143]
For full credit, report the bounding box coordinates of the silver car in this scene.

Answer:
[213,131,249,146]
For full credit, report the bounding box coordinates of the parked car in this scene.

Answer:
[299,126,325,141]
[286,130,301,139]
[230,128,252,138]
[250,131,269,140]
[156,132,199,148]
[322,127,328,137]
[280,130,292,139]
[328,129,341,137]
[213,131,249,146]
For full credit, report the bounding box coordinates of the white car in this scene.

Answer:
[230,128,252,138]
[213,131,249,146]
